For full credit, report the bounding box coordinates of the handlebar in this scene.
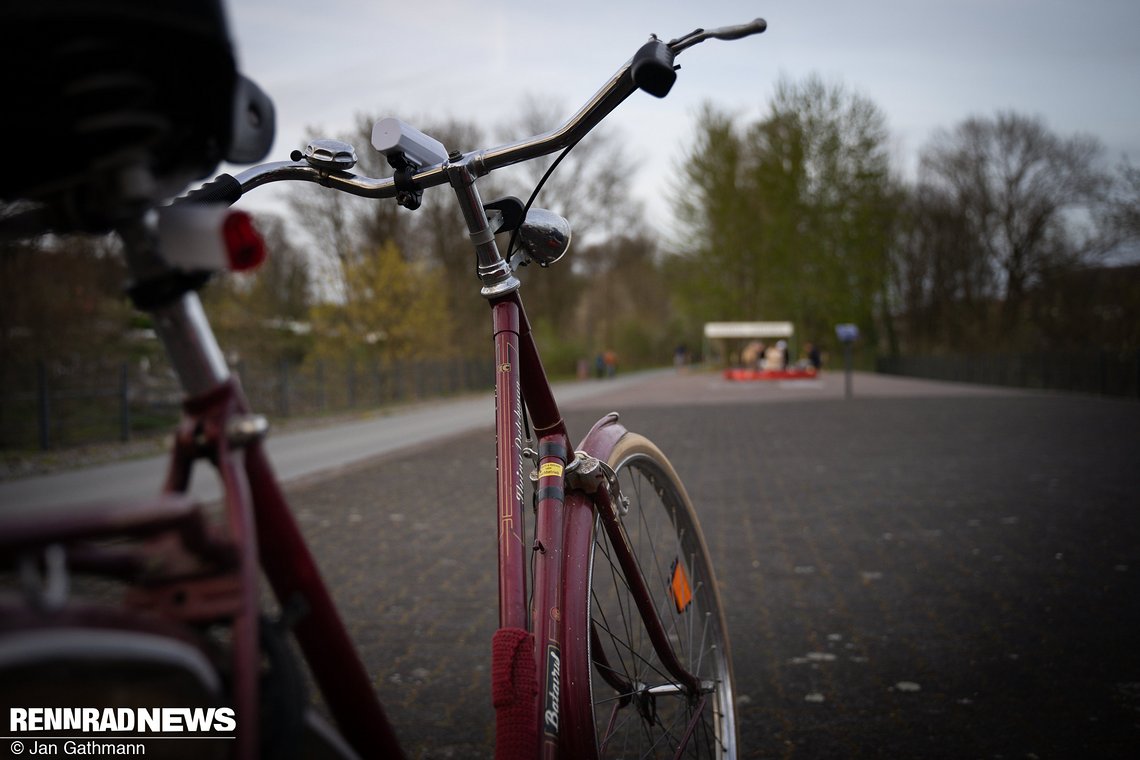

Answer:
[669,18,768,52]
[0,17,766,239]
[216,17,766,205]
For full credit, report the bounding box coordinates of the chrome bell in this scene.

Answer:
[511,208,571,268]
[301,139,357,171]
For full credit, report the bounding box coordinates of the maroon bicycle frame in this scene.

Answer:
[488,291,707,758]
[141,281,708,760]
[0,279,706,760]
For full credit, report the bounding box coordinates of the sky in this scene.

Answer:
[223,0,1140,235]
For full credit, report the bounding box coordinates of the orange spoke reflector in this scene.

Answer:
[670,558,693,614]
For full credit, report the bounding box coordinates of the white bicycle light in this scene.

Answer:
[370,117,449,169]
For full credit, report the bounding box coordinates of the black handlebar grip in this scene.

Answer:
[631,39,677,98]
[173,173,243,206]
[710,18,767,40]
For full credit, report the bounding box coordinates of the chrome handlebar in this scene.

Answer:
[234,65,636,198]
[231,17,766,200]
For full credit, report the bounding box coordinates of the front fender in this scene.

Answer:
[557,410,626,760]
[574,412,628,464]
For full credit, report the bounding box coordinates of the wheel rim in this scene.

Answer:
[589,450,735,759]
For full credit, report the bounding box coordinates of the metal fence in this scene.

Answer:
[1,356,497,451]
[875,351,1140,399]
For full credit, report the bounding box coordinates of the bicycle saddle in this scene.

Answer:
[0,0,274,231]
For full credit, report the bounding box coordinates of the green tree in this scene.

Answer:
[671,105,763,324]
[310,240,450,362]
[200,214,314,366]
[0,231,131,365]
[287,115,496,353]
[670,75,897,352]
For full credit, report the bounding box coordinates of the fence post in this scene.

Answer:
[119,362,131,442]
[317,360,327,411]
[36,360,51,450]
[347,359,356,408]
[277,360,291,417]
[843,343,854,399]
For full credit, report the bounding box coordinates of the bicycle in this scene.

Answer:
[0,9,766,758]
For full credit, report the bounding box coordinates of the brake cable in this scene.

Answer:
[505,134,585,262]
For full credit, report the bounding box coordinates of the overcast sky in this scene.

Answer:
[224,0,1140,233]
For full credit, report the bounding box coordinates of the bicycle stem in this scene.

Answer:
[446,158,520,298]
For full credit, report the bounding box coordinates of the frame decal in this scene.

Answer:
[542,643,561,737]
[538,462,564,479]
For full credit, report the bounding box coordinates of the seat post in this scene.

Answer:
[118,212,231,398]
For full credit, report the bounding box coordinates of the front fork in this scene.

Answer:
[570,456,703,697]
[563,451,711,757]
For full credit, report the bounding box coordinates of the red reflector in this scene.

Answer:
[222,211,266,272]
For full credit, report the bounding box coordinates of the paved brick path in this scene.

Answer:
[281,371,1140,758]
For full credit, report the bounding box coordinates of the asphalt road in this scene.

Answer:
[270,370,1140,758]
[0,371,660,511]
[4,370,1139,758]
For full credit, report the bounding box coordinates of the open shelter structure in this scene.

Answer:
[703,321,794,366]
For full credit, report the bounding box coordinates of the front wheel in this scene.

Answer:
[588,433,737,758]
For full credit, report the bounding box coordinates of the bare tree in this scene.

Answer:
[920,112,1110,333]
[890,183,991,352]
[284,102,645,359]
[494,97,644,347]
[1104,159,1140,255]
[285,114,495,351]
[497,95,642,241]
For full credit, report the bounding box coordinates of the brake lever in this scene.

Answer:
[707,17,768,40]
[669,17,767,53]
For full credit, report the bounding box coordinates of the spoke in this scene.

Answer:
[596,526,635,638]
[592,526,647,688]
[630,469,647,677]
[634,468,687,678]
[590,441,734,759]
[593,583,635,684]
[628,467,673,685]
[591,612,680,690]
[600,515,640,673]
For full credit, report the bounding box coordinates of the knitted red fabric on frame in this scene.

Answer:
[491,627,538,759]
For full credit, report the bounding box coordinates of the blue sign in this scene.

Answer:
[835,323,859,343]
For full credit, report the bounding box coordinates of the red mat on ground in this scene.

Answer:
[723,368,819,381]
